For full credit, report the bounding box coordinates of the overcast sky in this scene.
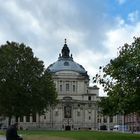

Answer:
[0,0,140,95]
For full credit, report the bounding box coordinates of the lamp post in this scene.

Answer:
[51,106,54,129]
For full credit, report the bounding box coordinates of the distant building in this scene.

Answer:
[125,113,140,132]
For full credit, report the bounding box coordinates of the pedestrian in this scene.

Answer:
[6,123,23,140]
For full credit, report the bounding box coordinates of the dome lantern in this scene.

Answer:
[61,39,70,58]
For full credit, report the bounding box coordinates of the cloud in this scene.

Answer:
[128,10,139,23]
[98,16,140,96]
[105,17,140,55]
[0,0,140,96]
[88,15,140,95]
[117,0,126,5]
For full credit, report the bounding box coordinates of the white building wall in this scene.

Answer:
[0,70,121,130]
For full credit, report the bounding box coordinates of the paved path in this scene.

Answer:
[0,136,5,140]
[0,135,74,140]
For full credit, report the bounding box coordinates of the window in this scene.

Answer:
[109,116,113,123]
[55,111,58,116]
[16,116,18,122]
[64,61,69,66]
[77,111,80,116]
[32,114,36,122]
[89,116,91,120]
[20,116,23,122]
[66,84,69,91]
[97,118,101,123]
[103,117,107,123]
[73,85,75,92]
[88,96,91,101]
[26,116,30,122]
[60,85,62,91]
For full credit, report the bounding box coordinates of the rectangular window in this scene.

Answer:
[16,116,18,122]
[88,96,91,101]
[32,114,36,122]
[103,117,107,123]
[55,111,58,116]
[89,116,91,120]
[20,116,23,122]
[73,85,75,92]
[109,116,113,123]
[60,85,62,91]
[66,84,69,91]
[26,116,30,122]
[77,111,80,116]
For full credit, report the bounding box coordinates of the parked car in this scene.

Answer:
[100,125,107,130]
[0,125,7,130]
[113,125,128,132]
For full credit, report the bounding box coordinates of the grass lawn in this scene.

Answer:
[1,130,140,140]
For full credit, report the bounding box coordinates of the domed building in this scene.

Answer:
[45,39,100,130]
[0,39,122,130]
[0,39,135,131]
[0,40,105,130]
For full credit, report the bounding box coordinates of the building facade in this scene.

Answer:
[43,40,100,130]
[0,40,121,130]
[125,113,140,132]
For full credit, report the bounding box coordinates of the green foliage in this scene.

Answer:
[0,41,57,121]
[95,37,140,115]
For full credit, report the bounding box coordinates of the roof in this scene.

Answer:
[47,39,88,76]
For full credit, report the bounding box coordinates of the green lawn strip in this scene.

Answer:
[18,130,140,140]
[0,130,6,135]
[1,130,140,140]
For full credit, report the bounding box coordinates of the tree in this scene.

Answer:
[0,41,57,124]
[94,37,140,116]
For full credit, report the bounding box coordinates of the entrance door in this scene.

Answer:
[65,125,71,130]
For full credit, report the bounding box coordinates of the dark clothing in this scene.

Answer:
[6,125,22,140]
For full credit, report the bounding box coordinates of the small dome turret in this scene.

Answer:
[61,39,70,58]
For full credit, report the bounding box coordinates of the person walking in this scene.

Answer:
[6,123,23,140]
